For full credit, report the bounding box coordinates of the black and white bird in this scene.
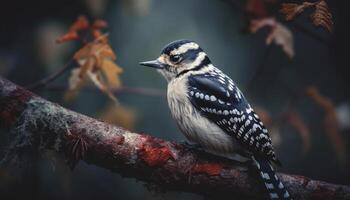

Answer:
[140,40,291,200]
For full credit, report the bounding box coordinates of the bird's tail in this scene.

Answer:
[252,155,292,200]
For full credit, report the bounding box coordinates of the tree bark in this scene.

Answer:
[0,77,349,200]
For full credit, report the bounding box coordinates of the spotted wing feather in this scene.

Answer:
[187,72,279,164]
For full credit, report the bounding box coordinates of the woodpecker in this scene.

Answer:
[140,40,291,200]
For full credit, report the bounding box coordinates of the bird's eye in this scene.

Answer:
[170,55,181,63]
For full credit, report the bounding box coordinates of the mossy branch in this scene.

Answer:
[0,77,349,200]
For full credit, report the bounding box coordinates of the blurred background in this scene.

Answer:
[0,0,349,199]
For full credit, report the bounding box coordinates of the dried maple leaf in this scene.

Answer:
[92,19,108,29]
[56,16,90,43]
[305,86,346,164]
[70,15,90,31]
[101,59,123,88]
[250,17,294,58]
[280,2,314,21]
[280,0,333,32]
[56,31,80,44]
[64,68,86,101]
[56,16,110,43]
[97,104,136,130]
[311,0,333,32]
[57,17,123,103]
[68,35,122,102]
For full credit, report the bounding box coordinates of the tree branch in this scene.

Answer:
[25,60,73,90]
[42,84,166,97]
[0,76,349,200]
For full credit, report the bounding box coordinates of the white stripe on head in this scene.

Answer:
[188,52,206,68]
[170,42,199,55]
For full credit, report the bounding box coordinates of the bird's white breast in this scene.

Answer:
[167,74,240,157]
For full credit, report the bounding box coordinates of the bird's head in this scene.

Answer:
[140,40,211,82]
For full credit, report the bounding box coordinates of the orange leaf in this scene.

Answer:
[280,2,314,21]
[56,31,80,43]
[101,59,123,89]
[92,19,108,29]
[60,16,123,103]
[311,0,333,32]
[94,43,117,68]
[70,15,90,32]
[92,30,103,39]
[87,70,118,103]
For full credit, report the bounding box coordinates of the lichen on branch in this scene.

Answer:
[1,77,350,200]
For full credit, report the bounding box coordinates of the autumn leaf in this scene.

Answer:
[70,15,90,31]
[56,31,80,44]
[64,68,86,101]
[305,86,346,164]
[249,17,294,58]
[311,0,333,32]
[57,16,123,103]
[97,104,136,130]
[280,2,314,21]
[65,37,122,103]
[56,16,90,43]
[280,0,333,32]
[101,59,123,89]
[92,19,108,29]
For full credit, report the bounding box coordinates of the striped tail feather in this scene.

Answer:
[252,155,292,200]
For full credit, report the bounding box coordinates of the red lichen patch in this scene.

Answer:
[138,134,178,166]
[139,145,174,167]
[191,163,224,176]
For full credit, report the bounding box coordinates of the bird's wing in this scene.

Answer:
[187,72,280,164]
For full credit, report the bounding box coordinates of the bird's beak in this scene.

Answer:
[139,60,165,69]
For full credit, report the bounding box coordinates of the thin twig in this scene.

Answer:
[43,84,166,97]
[25,60,74,90]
